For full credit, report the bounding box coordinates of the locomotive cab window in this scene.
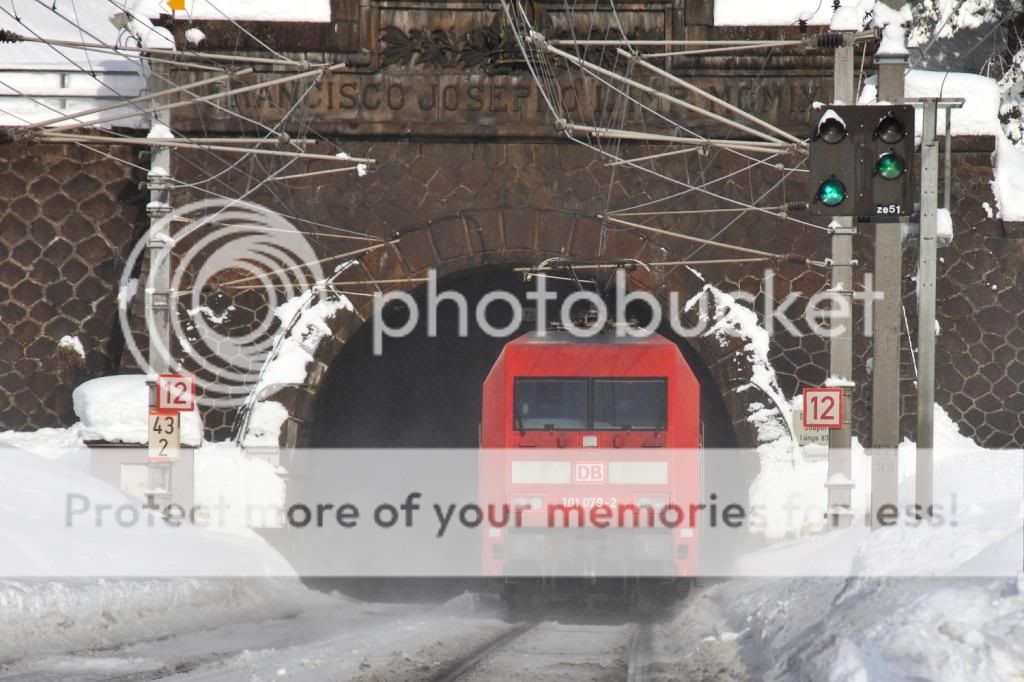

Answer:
[592,379,666,431]
[513,377,666,431]
[514,378,588,430]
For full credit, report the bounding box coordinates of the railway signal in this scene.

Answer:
[808,105,915,219]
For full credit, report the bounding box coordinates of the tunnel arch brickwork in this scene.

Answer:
[232,206,793,452]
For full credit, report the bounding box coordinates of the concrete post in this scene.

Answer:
[825,39,856,529]
[916,99,940,516]
[869,46,907,527]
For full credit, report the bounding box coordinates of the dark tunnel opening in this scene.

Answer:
[310,265,738,450]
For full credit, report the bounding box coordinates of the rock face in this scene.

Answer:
[1,0,1021,449]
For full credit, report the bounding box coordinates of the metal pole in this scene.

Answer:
[869,49,907,528]
[826,39,856,529]
[916,99,940,516]
[145,58,174,508]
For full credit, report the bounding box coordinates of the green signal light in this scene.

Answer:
[817,177,846,207]
[875,152,906,181]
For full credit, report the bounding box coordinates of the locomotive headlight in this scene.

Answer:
[633,494,668,509]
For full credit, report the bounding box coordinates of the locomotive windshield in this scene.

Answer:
[513,378,588,430]
[513,378,666,431]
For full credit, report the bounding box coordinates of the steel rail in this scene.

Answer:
[430,623,536,682]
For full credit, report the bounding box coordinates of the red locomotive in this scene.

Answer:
[480,327,701,609]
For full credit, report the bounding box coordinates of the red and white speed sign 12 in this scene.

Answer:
[802,387,843,429]
[156,373,196,411]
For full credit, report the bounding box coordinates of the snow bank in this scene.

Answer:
[715,0,873,26]
[72,375,203,446]
[0,424,86,468]
[735,405,1023,574]
[0,576,320,665]
[0,444,293,577]
[194,441,286,533]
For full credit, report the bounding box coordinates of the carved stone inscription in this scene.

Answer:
[190,72,830,137]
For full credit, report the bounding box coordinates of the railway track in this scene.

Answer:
[430,622,538,682]
[430,619,656,682]
[626,622,654,682]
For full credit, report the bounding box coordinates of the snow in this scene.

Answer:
[937,207,953,239]
[146,120,174,140]
[714,0,873,26]
[877,23,909,56]
[72,374,203,445]
[992,132,1024,220]
[57,335,85,360]
[871,2,913,28]
[241,400,290,447]
[0,0,155,127]
[117,277,138,311]
[132,0,331,22]
[817,108,846,133]
[860,69,1000,136]
[0,443,293,577]
[184,27,206,46]
[194,441,286,532]
[241,291,354,447]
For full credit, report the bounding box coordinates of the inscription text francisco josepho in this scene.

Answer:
[196,73,828,136]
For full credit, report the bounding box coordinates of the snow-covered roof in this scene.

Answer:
[72,374,203,446]
[0,0,150,126]
[132,0,330,23]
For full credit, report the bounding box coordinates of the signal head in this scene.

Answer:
[816,177,847,207]
[875,115,906,144]
[818,116,847,145]
[874,152,906,181]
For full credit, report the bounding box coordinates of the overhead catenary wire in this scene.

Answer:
[35,132,375,164]
[601,214,827,267]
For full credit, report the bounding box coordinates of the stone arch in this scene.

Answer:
[236,206,793,453]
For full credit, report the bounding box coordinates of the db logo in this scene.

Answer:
[574,462,606,483]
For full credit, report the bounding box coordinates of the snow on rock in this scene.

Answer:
[684,283,804,539]
[992,132,1024,220]
[715,0,873,26]
[118,278,138,311]
[242,400,290,448]
[72,375,202,445]
[241,292,353,447]
[132,0,331,22]
[57,335,85,360]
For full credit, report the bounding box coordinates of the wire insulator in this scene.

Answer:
[0,29,22,43]
[786,201,809,213]
[816,32,844,49]
[798,18,808,34]
[833,0,841,10]
[786,254,810,265]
